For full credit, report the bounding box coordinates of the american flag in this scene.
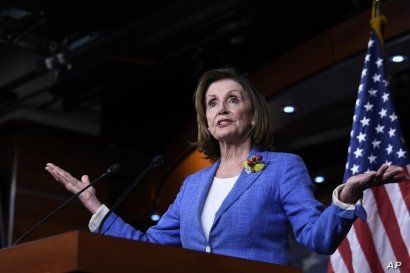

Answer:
[328,30,410,273]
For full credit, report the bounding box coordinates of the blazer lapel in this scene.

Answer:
[212,149,270,226]
[193,159,220,242]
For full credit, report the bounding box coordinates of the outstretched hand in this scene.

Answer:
[45,163,102,214]
[339,164,409,204]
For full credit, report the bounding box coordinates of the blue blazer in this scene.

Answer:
[98,148,361,265]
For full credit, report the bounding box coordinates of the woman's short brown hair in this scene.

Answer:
[193,68,274,161]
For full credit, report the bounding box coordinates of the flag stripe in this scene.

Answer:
[337,239,354,273]
[348,230,372,273]
[385,183,410,255]
[330,249,350,273]
[364,189,396,272]
[399,166,410,212]
[327,259,335,273]
[398,175,410,212]
[353,220,384,273]
[372,186,410,273]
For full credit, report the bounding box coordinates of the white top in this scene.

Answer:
[201,175,239,241]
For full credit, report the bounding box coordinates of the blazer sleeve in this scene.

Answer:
[279,155,358,254]
[96,177,189,246]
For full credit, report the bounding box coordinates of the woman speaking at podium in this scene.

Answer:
[45,68,406,265]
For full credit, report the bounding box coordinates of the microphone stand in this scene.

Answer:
[100,155,164,234]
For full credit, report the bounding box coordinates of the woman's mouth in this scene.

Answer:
[217,119,233,127]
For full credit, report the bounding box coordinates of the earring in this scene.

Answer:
[251,121,255,127]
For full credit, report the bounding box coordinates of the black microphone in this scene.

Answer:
[13,163,121,246]
[100,155,164,234]
[151,155,164,168]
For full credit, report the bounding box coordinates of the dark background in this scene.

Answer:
[0,0,381,154]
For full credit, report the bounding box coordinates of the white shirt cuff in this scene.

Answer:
[88,204,110,232]
[332,184,361,210]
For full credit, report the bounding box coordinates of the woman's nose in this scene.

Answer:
[218,103,229,115]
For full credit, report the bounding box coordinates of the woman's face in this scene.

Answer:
[205,79,253,144]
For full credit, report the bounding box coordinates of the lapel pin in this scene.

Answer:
[242,155,265,174]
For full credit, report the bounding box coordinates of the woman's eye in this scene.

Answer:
[229,97,239,103]
[208,100,217,108]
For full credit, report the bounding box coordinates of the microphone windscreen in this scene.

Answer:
[107,163,121,175]
[151,155,164,168]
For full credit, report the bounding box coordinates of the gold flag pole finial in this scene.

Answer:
[371,0,387,45]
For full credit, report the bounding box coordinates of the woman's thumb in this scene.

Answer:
[81,175,89,183]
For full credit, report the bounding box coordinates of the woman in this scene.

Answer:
[45,68,406,265]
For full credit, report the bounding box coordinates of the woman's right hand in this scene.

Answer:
[45,163,102,214]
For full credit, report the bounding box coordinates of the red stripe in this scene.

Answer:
[354,220,385,273]
[372,186,410,273]
[337,238,354,273]
[399,181,410,212]
[327,260,335,273]
[398,167,410,212]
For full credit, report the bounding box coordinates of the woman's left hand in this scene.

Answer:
[339,164,409,204]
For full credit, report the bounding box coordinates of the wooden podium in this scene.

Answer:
[0,230,302,273]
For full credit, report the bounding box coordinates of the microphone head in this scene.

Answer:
[107,163,121,176]
[151,155,164,168]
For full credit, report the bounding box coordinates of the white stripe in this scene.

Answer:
[384,183,410,255]
[330,249,349,273]
[362,189,396,272]
[346,229,372,273]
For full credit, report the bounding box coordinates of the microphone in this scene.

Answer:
[13,163,121,246]
[100,155,164,234]
[151,155,164,168]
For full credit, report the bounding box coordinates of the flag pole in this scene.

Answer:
[370,0,387,44]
